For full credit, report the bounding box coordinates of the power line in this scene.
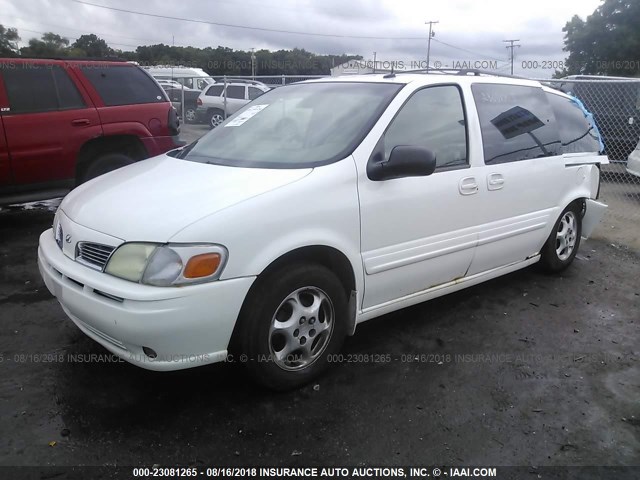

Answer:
[70,0,431,40]
[3,16,214,49]
[2,14,165,43]
[431,37,505,62]
[5,24,139,48]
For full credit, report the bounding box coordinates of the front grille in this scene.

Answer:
[76,242,116,271]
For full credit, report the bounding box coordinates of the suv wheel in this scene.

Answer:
[184,106,197,124]
[82,153,134,183]
[540,202,583,272]
[234,263,348,390]
[209,109,225,129]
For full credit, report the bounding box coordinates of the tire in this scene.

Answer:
[539,202,583,273]
[209,109,225,129]
[184,105,197,124]
[233,263,348,391]
[82,153,135,183]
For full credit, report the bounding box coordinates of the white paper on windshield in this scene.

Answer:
[224,104,269,127]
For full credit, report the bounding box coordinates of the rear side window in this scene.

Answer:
[2,65,85,114]
[546,92,601,153]
[81,65,165,106]
[206,85,224,97]
[248,87,265,100]
[472,84,561,164]
[226,85,245,99]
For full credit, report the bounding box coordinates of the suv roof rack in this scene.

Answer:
[222,78,266,86]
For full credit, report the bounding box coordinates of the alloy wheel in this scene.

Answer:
[556,211,577,261]
[268,286,335,371]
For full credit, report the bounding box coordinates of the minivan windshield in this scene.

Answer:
[183,82,402,168]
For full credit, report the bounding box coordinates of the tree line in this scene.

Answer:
[0,27,360,76]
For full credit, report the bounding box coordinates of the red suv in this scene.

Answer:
[0,58,182,205]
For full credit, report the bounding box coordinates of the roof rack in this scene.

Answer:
[388,68,532,80]
[222,78,267,85]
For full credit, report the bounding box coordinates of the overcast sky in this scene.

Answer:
[2,0,602,77]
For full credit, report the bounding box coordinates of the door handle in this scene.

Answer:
[487,173,505,191]
[71,118,91,127]
[459,176,478,195]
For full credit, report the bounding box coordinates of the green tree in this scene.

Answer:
[561,0,640,76]
[72,34,113,57]
[20,32,70,57]
[0,24,21,56]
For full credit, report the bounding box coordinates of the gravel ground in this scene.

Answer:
[0,201,638,474]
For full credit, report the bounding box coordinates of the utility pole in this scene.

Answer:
[250,47,256,79]
[425,20,439,72]
[503,39,521,75]
[373,51,377,73]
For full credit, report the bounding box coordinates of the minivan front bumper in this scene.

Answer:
[38,229,255,371]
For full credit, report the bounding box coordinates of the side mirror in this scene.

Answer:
[368,145,437,181]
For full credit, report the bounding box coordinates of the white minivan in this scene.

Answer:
[38,72,608,390]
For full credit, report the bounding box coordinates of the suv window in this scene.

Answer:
[546,92,601,154]
[226,85,245,99]
[206,85,224,97]
[2,65,85,114]
[472,84,561,164]
[248,87,265,100]
[383,85,468,169]
[81,65,165,106]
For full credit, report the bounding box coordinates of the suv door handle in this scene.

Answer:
[459,176,478,195]
[71,118,91,126]
[487,173,505,191]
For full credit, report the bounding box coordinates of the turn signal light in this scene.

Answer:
[183,253,221,278]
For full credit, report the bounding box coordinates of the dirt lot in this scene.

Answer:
[0,198,638,473]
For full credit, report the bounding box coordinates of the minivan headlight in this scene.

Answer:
[105,243,227,286]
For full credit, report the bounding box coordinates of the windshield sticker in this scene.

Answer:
[224,104,269,127]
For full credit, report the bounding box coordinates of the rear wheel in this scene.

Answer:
[209,109,225,129]
[184,106,197,124]
[540,203,582,272]
[82,153,134,183]
[233,263,348,390]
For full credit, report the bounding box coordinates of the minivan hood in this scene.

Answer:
[62,155,311,241]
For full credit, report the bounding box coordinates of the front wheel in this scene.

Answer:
[81,153,134,183]
[233,263,348,390]
[539,202,583,273]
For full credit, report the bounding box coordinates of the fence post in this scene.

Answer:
[223,76,228,119]
[181,82,185,123]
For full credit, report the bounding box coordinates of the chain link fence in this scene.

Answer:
[539,78,640,239]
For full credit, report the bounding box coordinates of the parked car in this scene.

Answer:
[144,66,214,92]
[196,81,270,128]
[156,79,185,90]
[0,58,183,205]
[159,83,202,124]
[38,73,608,390]
[627,139,640,177]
